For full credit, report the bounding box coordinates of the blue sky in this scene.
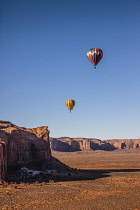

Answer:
[1,0,140,139]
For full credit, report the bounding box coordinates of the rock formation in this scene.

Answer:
[0,121,51,180]
[104,139,140,150]
[50,137,140,152]
[0,140,7,180]
[1,120,140,181]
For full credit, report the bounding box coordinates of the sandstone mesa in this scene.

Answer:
[0,121,68,181]
[0,120,140,181]
[50,137,140,152]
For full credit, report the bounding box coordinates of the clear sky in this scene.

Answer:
[1,0,140,140]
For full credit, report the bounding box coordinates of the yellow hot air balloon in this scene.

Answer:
[65,99,75,113]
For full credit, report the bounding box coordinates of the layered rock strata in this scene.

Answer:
[0,121,50,180]
[104,139,140,150]
[50,137,140,152]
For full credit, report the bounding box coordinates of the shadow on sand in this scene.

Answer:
[4,168,140,185]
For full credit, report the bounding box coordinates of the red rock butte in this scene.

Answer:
[0,121,52,180]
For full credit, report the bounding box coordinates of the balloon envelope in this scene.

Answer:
[87,48,103,67]
[65,99,75,112]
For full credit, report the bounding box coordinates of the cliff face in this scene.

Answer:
[50,137,109,151]
[104,139,140,150]
[50,137,140,152]
[0,140,7,180]
[0,121,51,180]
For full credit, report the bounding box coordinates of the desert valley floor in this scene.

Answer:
[0,149,140,210]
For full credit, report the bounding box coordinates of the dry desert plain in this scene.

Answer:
[0,149,140,210]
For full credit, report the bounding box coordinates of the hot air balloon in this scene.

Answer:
[87,48,103,69]
[65,99,75,113]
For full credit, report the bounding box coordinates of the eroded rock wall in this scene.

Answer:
[50,137,101,152]
[50,137,140,152]
[0,121,51,180]
[104,139,140,150]
[0,140,7,180]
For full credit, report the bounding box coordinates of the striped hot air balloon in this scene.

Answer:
[87,48,103,69]
[65,99,75,113]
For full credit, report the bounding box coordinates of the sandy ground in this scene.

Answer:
[0,149,140,210]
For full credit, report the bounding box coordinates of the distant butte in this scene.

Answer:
[50,137,140,152]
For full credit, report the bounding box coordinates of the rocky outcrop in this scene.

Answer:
[0,121,51,180]
[104,139,140,150]
[0,140,7,180]
[50,137,140,152]
[50,137,115,152]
